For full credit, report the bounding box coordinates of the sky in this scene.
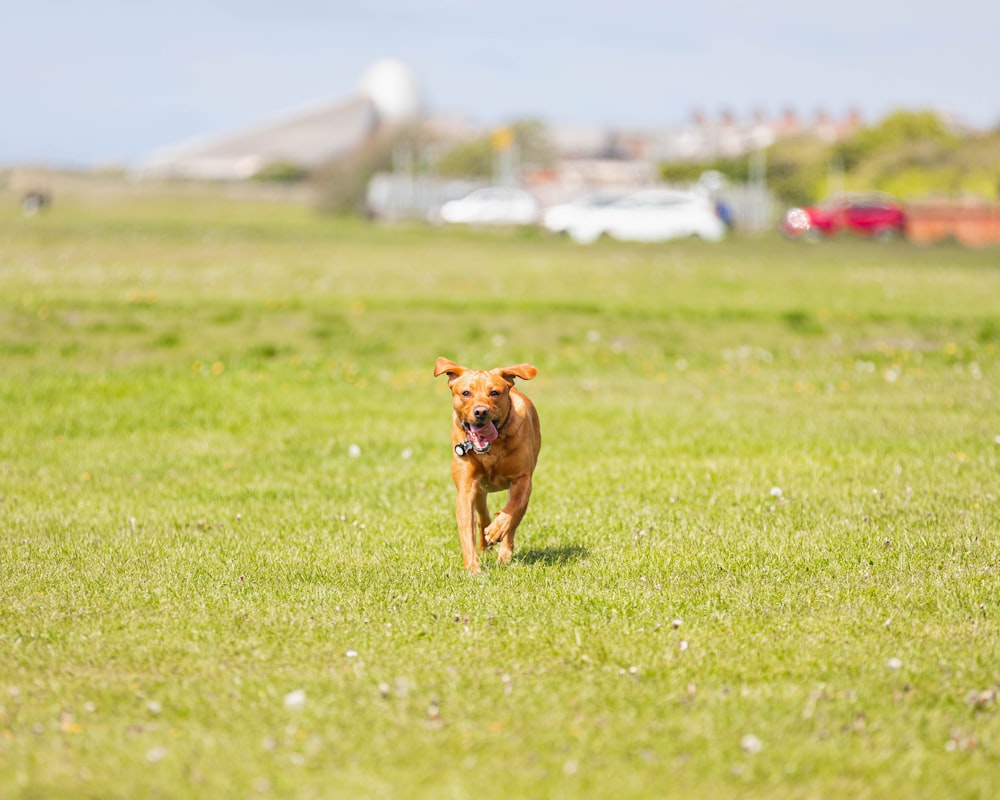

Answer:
[3,0,998,168]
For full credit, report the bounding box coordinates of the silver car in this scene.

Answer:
[566,189,725,244]
[439,187,540,226]
[542,191,626,234]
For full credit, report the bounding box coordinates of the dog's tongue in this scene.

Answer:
[468,421,498,450]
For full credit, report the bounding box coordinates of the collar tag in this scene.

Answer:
[455,439,490,456]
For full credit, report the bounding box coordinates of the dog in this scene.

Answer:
[434,358,541,572]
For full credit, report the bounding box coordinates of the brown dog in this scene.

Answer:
[434,357,541,572]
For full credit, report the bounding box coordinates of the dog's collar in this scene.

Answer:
[496,406,513,433]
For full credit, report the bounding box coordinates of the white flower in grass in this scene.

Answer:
[887,657,903,671]
[283,689,307,710]
[741,734,763,754]
[146,746,167,763]
[770,487,783,498]
[348,444,362,458]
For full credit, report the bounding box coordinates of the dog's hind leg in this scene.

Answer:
[485,475,532,563]
[495,529,515,565]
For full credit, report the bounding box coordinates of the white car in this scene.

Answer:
[438,187,540,225]
[542,191,625,234]
[566,189,726,244]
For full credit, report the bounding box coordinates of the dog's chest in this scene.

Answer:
[475,455,515,492]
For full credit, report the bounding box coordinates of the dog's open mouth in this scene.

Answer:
[464,420,498,453]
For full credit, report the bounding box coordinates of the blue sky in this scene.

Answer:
[3,0,997,166]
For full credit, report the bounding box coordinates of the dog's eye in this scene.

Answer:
[462,390,471,397]
[490,390,500,397]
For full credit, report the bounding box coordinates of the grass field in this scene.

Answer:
[1,191,999,798]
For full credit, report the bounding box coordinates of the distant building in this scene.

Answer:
[137,57,864,211]
[529,108,864,200]
[549,108,864,169]
[138,59,422,181]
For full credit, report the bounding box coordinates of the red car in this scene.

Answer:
[782,193,907,240]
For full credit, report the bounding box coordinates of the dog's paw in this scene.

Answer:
[484,514,509,545]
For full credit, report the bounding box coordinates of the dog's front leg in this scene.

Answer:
[474,491,490,553]
[485,475,532,563]
[455,487,482,572]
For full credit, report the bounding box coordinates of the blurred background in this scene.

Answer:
[3,0,998,243]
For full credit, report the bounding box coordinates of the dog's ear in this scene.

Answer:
[434,357,467,381]
[497,363,537,383]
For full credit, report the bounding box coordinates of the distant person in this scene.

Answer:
[22,190,51,217]
[715,199,734,229]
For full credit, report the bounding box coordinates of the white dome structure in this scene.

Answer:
[139,59,423,180]
[359,58,422,121]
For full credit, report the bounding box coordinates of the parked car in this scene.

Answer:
[565,189,726,244]
[438,187,540,225]
[542,191,625,234]
[781,192,906,240]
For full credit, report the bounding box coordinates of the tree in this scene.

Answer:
[435,119,555,178]
[835,110,959,170]
[315,122,429,216]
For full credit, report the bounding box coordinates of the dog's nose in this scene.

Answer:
[473,405,490,421]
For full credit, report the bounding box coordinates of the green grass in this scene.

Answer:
[1,192,999,798]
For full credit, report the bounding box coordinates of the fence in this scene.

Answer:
[366,173,482,221]
[368,171,778,233]
[906,202,1000,247]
